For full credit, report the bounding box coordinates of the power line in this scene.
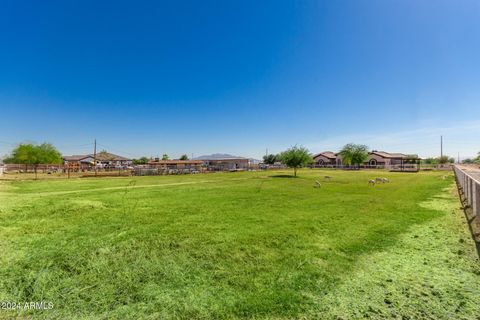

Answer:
[96,143,138,157]
[56,142,93,149]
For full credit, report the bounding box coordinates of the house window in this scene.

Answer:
[370,159,377,166]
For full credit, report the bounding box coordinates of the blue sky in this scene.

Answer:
[1,0,479,160]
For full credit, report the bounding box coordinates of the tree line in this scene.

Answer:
[3,142,480,179]
[132,154,190,165]
[459,152,480,164]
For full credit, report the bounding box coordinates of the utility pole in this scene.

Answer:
[440,135,443,158]
[266,148,268,157]
[93,139,97,177]
[458,152,460,164]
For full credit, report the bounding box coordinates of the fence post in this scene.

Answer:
[475,181,480,218]
[470,179,474,206]
[454,166,480,244]
[467,178,472,206]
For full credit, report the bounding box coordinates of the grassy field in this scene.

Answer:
[0,169,479,319]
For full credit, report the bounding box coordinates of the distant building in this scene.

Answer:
[248,158,262,165]
[366,151,418,167]
[194,154,249,171]
[367,151,421,171]
[313,150,421,171]
[63,152,132,167]
[94,152,132,166]
[312,151,338,166]
[148,159,203,171]
[63,155,95,166]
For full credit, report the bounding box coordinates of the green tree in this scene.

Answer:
[278,146,313,177]
[4,144,33,165]
[338,143,369,167]
[97,150,114,161]
[179,154,189,160]
[437,156,450,164]
[162,154,169,160]
[423,157,437,165]
[4,143,62,179]
[262,154,277,165]
[462,158,474,164]
[132,157,149,165]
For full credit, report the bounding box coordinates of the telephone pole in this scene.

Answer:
[440,135,443,158]
[93,139,97,176]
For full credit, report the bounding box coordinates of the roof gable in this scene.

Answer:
[313,151,336,159]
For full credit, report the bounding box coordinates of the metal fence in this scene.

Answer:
[453,165,480,250]
[454,165,480,216]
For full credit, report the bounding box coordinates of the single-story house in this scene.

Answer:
[63,152,132,168]
[368,151,421,171]
[313,151,338,166]
[95,152,132,166]
[63,155,95,166]
[314,150,421,171]
[194,154,250,171]
[366,151,416,167]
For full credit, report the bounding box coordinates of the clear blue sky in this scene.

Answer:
[1,0,479,160]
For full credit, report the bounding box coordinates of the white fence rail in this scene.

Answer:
[453,165,480,251]
[454,166,480,218]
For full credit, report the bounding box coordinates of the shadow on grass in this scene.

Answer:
[270,175,297,178]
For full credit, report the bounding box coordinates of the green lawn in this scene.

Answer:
[0,169,478,319]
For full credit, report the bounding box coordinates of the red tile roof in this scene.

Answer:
[313,151,337,159]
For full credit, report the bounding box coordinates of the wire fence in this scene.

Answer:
[2,163,131,173]
[0,163,262,177]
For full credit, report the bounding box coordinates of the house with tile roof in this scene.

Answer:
[313,151,339,166]
[314,150,420,171]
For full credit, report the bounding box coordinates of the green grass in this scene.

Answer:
[0,169,478,319]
